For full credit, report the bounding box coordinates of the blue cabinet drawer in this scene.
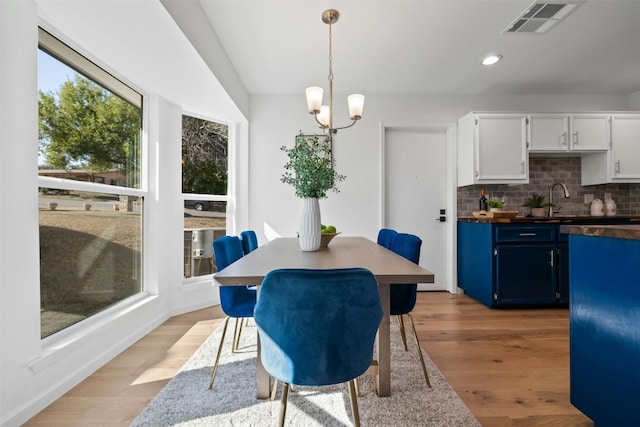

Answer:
[495,226,556,242]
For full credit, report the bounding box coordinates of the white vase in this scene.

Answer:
[298,197,321,251]
[532,207,546,217]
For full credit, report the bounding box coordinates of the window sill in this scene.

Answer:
[27,293,158,374]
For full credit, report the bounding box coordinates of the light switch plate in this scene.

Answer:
[584,194,594,203]
[604,192,611,200]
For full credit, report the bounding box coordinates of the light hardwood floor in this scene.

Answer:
[24,292,592,426]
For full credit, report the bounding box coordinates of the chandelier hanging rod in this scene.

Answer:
[305,9,364,134]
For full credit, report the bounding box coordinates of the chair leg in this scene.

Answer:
[348,380,361,427]
[278,383,290,427]
[271,378,278,401]
[398,315,409,351]
[208,316,230,390]
[232,318,242,352]
[354,377,360,397]
[407,313,431,388]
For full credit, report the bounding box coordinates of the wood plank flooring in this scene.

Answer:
[24,292,593,426]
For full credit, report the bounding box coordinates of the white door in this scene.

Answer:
[383,127,448,291]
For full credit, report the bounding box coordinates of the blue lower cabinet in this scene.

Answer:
[496,244,556,305]
[458,222,564,307]
[569,234,640,426]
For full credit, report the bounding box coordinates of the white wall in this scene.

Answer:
[629,90,640,110]
[247,93,629,244]
[0,1,42,423]
[0,1,248,425]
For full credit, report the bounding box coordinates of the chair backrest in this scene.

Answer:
[254,268,383,386]
[240,230,258,255]
[389,232,422,315]
[213,236,256,317]
[377,228,397,249]
[213,235,244,271]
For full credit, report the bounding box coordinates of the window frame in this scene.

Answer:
[181,112,232,282]
[37,26,148,340]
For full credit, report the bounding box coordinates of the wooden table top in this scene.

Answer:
[213,236,435,285]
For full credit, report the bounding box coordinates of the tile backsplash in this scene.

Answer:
[457,157,640,217]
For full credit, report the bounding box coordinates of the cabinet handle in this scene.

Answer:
[573,131,578,145]
[519,233,537,236]
[615,160,621,175]
[549,249,554,267]
[520,161,525,175]
[561,132,567,146]
[475,170,479,178]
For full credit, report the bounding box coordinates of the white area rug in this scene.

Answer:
[131,319,480,426]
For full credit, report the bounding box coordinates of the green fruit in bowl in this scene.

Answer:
[326,225,337,234]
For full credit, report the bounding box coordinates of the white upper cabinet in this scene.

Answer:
[581,114,640,185]
[458,113,528,186]
[569,114,610,151]
[529,114,610,153]
[459,111,640,187]
[610,115,640,180]
[528,115,570,152]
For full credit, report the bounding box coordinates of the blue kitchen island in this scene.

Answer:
[561,224,640,427]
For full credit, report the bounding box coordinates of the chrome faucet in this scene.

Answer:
[548,183,571,217]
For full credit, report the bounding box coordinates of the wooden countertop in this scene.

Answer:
[458,216,640,224]
[560,224,640,240]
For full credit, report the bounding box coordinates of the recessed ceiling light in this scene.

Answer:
[481,54,503,66]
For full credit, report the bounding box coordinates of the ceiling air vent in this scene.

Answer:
[504,1,584,34]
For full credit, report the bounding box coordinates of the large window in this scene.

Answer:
[182,115,228,278]
[38,28,143,338]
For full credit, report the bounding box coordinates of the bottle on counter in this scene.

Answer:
[479,189,488,211]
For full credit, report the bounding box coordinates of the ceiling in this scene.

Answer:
[194,0,640,97]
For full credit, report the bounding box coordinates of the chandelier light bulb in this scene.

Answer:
[305,87,323,113]
[317,106,331,127]
[348,94,365,120]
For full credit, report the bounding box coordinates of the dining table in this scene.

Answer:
[213,236,435,398]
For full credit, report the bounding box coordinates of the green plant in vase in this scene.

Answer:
[281,133,345,199]
[523,193,553,217]
[281,133,345,251]
[486,197,505,211]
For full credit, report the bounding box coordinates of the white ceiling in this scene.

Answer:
[195,0,640,97]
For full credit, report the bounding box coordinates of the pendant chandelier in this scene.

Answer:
[305,9,364,134]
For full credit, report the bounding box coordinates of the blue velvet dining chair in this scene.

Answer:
[254,268,383,427]
[389,232,431,387]
[240,230,258,255]
[209,235,257,390]
[377,228,397,249]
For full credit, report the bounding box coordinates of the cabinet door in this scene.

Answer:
[558,241,569,303]
[570,115,610,151]
[528,115,569,152]
[495,245,556,305]
[610,115,640,180]
[475,115,528,183]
